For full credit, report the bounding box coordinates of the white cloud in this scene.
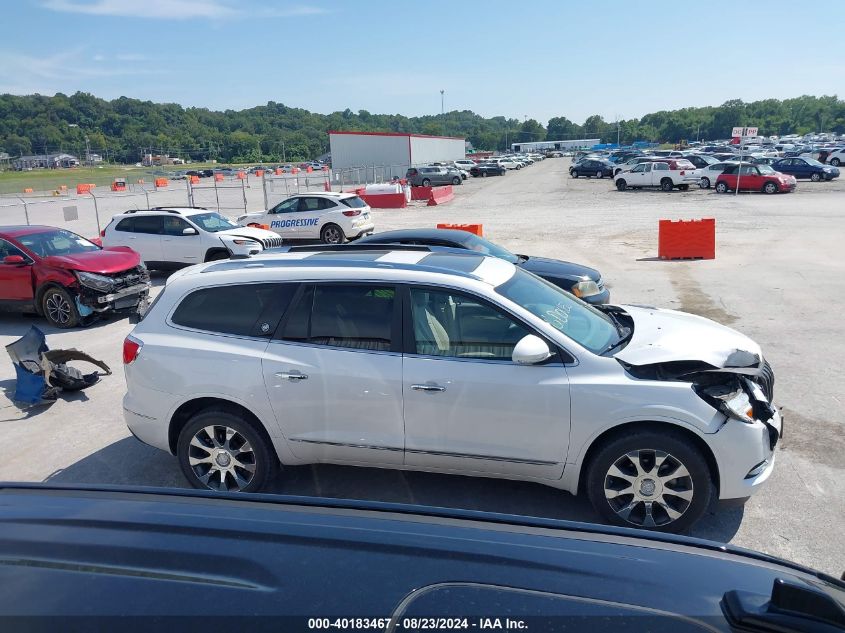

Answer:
[41,0,237,19]
[41,0,329,20]
[92,54,105,61]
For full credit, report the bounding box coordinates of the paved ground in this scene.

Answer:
[1,158,843,574]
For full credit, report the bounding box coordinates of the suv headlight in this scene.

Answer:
[231,238,260,247]
[699,385,755,424]
[76,271,115,292]
[571,279,601,298]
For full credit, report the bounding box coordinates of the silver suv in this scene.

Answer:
[405,166,463,187]
[123,247,781,532]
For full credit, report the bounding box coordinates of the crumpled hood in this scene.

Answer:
[42,247,141,274]
[614,305,762,368]
[217,226,277,240]
[518,255,601,282]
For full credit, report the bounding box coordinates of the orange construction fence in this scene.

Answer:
[189,175,200,184]
[154,178,168,188]
[76,183,96,194]
[214,174,224,181]
[658,218,715,259]
[237,171,246,179]
[436,223,483,236]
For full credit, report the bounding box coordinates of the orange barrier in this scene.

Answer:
[111,183,127,192]
[76,183,92,194]
[189,175,200,184]
[658,218,715,259]
[292,168,300,175]
[23,188,33,193]
[437,223,483,236]
[255,170,264,178]
[214,173,224,181]
[306,166,313,173]
[359,192,407,209]
[410,185,432,201]
[237,171,246,179]
[246,222,270,230]
[427,185,455,206]
[275,168,283,175]
[154,178,168,188]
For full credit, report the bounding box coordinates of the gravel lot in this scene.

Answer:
[1,158,843,575]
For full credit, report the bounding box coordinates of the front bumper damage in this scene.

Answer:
[75,266,151,317]
[620,352,783,500]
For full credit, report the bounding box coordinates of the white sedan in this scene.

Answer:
[237,192,375,244]
[697,162,738,189]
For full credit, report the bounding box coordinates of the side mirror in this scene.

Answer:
[182,227,198,236]
[512,334,553,365]
[3,255,26,265]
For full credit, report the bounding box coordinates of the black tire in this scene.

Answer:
[831,158,841,166]
[421,178,431,187]
[616,179,627,191]
[177,408,277,493]
[678,184,689,191]
[763,181,779,194]
[660,178,674,192]
[204,249,229,262]
[516,165,522,170]
[810,172,821,182]
[40,285,80,328]
[451,176,461,185]
[570,171,578,178]
[481,171,487,178]
[596,170,603,179]
[320,223,345,244]
[715,181,729,193]
[700,177,711,189]
[585,429,713,533]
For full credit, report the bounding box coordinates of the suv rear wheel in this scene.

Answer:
[451,176,461,185]
[320,223,345,244]
[586,429,713,533]
[177,409,277,493]
[421,178,431,187]
[660,178,674,192]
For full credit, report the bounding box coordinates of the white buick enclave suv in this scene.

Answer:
[123,247,781,532]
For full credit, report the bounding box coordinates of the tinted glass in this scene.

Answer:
[162,216,192,236]
[271,199,299,214]
[340,196,367,208]
[133,216,163,234]
[299,197,323,212]
[411,288,528,361]
[115,218,135,232]
[281,285,395,352]
[0,239,26,259]
[172,283,293,336]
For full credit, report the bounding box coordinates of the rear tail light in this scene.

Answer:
[100,229,106,237]
[123,335,142,365]
[342,210,361,217]
[680,171,686,176]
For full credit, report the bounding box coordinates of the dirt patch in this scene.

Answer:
[669,265,738,325]
[777,408,845,470]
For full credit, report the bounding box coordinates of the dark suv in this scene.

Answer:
[406,166,462,187]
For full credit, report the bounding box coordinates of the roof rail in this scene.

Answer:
[285,244,435,254]
[150,206,208,211]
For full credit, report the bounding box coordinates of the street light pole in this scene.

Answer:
[440,90,444,115]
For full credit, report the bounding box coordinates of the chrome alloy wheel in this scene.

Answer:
[603,449,694,528]
[188,425,257,491]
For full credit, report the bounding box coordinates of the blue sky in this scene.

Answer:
[3,0,844,125]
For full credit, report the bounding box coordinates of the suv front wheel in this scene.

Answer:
[585,429,713,533]
[177,409,278,493]
[41,285,80,328]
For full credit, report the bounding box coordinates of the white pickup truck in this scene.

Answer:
[614,159,700,191]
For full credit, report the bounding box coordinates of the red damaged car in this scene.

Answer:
[715,163,797,194]
[0,226,150,328]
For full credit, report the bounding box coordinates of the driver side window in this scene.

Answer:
[271,198,299,214]
[409,288,529,361]
[0,239,27,260]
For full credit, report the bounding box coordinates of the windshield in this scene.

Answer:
[188,212,239,232]
[17,229,99,257]
[461,233,520,264]
[495,268,619,353]
[758,165,776,174]
[804,158,824,167]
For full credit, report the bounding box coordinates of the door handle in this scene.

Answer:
[276,371,308,381]
[411,384,446,393]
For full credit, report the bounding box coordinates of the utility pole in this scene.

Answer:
[440,90,444,115]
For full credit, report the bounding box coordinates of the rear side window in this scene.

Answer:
[279,284,396,352]
[340,196,367,209]
[115,218,135,232]
[133,216,163,234]
[171,283,295,336]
